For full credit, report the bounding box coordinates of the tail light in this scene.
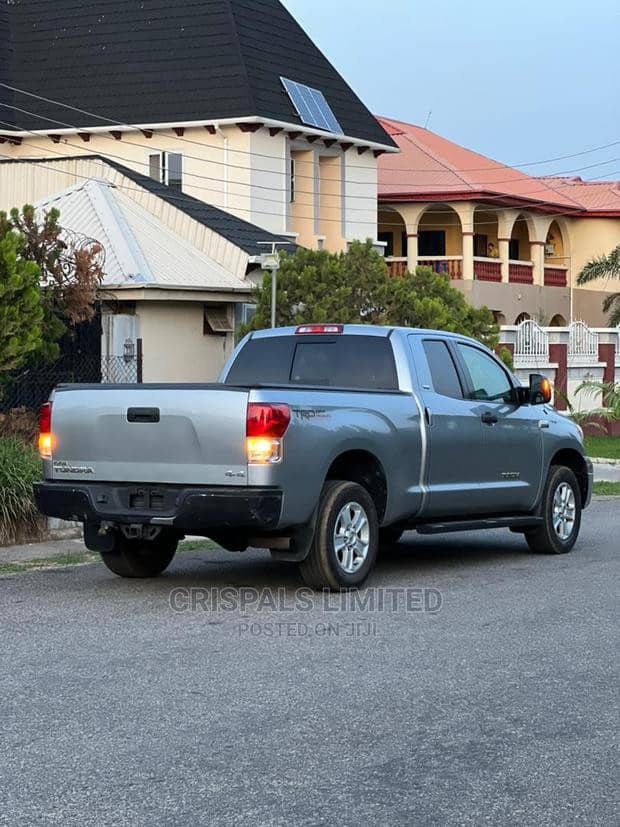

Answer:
[246,403,290,465]
[38,402,54,459]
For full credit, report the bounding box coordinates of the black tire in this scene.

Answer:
[100,531,179,578]
[525,465,582,555]
[379,526,405,547]
[299,480,379,590]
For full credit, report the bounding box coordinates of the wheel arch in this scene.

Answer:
[325,449,388,523]
[549,448,589,504]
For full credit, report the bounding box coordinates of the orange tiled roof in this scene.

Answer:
[377,116,584,212]
[536,176,620,215]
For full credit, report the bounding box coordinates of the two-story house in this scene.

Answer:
[0,0,397,381]
[377,117,620,327]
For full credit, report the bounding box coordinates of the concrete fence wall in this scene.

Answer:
[499,322,620,412]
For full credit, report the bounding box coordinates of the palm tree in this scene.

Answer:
[577,245,620,325]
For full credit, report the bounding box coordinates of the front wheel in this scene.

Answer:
[100,531,179,578]
[299,481,379,590]
[525,466,582,555]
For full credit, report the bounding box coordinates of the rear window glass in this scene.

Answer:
[225,335,398,390]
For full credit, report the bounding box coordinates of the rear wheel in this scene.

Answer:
[525,466,582,555]
[299,481,379,590]
[100,531,179,578]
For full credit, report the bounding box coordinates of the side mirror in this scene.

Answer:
[529,373,552,405]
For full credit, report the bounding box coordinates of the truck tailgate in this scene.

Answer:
[48,386,249,485]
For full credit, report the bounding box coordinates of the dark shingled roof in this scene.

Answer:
[0,154,294,256]
[0,0,395,148]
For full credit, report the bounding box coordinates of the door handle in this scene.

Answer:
[481,412,498,426]
[538,420,550,430]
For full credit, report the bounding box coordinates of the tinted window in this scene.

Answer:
[422,340,463,399]
[226,337,295,385]
[457,344,513,402]
[225,335,398,390]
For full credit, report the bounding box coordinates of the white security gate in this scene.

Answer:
[569,320,599,365]
[515,320,549,365]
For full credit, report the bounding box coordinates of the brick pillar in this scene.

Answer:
[549,342,567,411]
[598,344,615,395]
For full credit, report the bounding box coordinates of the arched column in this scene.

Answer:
[451,202,475,280]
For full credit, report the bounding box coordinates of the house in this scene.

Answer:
[0,0,396,380]
[377,117,620,327]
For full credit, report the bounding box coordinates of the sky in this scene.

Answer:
[282,0,620,180]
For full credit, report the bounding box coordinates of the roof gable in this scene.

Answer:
[1,0,394,147]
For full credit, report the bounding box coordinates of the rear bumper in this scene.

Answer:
[33,481,283,533]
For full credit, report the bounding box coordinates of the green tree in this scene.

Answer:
[0,230,44,374]
[577,244,620,325]
[1,206,104,362]
[244,241,499,349]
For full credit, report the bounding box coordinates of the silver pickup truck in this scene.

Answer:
[35,324,593,589]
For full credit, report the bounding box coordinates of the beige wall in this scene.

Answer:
[567,216,620,291]
[137,300,234,382]
[3,124,381,254]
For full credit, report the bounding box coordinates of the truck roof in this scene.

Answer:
[250,325,483,347]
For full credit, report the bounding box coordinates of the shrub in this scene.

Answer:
[0,437,44,545]
[0,406,39,446]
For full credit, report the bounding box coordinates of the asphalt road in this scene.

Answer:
[1,499,618,826]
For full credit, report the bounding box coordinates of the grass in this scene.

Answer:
[0,550,100,577]
[0,437,44,545]
[0,537,221,577]
[585,435,620,460]
[592,482,620,496]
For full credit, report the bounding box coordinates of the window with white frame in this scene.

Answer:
[148,152,183,191]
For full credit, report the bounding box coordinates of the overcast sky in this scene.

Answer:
[282,0,620,179]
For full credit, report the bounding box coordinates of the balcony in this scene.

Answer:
[473,257,501,282]
[418,256,463,280]
[385,257,408,278]
[509,261,534,284]
[544,266,568,287]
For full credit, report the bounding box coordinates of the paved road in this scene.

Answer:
[1,500,618,826]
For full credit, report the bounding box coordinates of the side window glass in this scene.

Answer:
[422,340,463,399]
[457,345,512,403]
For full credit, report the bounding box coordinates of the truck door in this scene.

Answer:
[453,341,543,512]
[409,336,488,517]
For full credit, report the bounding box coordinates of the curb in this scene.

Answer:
[589,457,619,467]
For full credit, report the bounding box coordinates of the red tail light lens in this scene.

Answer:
[38,402,53,459]
[247,404,291,438]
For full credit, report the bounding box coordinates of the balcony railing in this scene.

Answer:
[544,266,568,287]
[509,261,534,284]
[385,257,408,278]
[474,257,501,282]
[418,256,463,280]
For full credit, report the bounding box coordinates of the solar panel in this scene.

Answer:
[281,77,343,135]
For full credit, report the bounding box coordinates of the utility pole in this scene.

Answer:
[258,242,290,328]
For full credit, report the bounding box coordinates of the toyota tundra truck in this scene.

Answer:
[34,325,593,589]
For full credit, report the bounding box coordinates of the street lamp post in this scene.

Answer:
[258,242,290,328]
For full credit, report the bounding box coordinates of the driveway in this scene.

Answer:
[0,499,617,826]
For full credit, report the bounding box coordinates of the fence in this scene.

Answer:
[569,320,599,364]
[0,354,142,413]
[514,319,549,364]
